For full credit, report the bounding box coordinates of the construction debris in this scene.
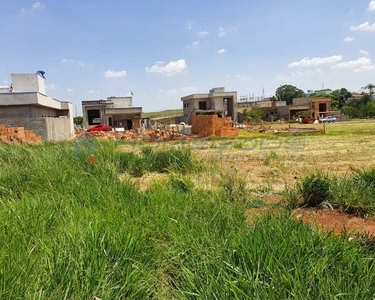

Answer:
[80,129,191,142]
[0,124,42,144]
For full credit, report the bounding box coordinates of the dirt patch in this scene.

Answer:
[293,209,375,237]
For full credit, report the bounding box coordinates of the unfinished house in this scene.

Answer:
[238,100,287,122]
[277,97,332,120]
[82,96,142,130]
[181,87,238,124]
[181,87,238,137]
[0,73,74,141]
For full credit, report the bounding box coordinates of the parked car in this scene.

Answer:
[86,125,113,132]
[318,116,337,123]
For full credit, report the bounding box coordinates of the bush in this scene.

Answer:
[298,173,332,207]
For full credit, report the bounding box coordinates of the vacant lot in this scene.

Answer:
[1,120,375,299]
[121,120,375,193]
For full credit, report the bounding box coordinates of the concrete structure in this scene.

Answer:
[181,87,237,124]
[277,97,332,121]
[238,100,287,121]
[82,96,142,130]
[0,73,74,141]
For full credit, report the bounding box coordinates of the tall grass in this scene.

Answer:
[285,168,375,216]
[0,142,375,298]
[113,146,196,176]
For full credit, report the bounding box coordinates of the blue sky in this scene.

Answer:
[1,0,375,114]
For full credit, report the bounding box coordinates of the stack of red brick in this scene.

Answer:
[0,124,42,144]
[191,114,239,138]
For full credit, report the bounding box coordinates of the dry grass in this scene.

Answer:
[117,120,375,200]
[192,120,375,193]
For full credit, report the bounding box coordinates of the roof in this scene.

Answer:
[181,91,237,101]
[0,92,72,110]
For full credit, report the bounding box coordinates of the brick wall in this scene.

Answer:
[0,118,48,140]
[0,124,42,144]
[191,114,239,137]
[0,117,73,141]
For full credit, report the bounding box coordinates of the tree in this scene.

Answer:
[242,107,265,123]
[275,85,305,105]
[331,88,352,110]
[363,84,375,97]
[74,116,83,125]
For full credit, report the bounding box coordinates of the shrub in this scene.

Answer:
[298,173,332,207]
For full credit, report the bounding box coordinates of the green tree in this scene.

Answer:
[363,84,375,97]
[331,88,352,110]
[242,107,265,123]
[275,85,305,105]
[74,116,83,125]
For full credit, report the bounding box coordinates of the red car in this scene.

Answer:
[86,125,113,132]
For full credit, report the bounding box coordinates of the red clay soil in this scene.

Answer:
[246,205,375,237]
[292,209,375,237]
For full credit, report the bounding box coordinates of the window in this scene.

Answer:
[199,101,207,110]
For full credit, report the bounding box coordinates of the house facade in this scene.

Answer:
[0,73,74,141]
[82,96,142,130]
[181,87,238,124]
[277,97,332,120]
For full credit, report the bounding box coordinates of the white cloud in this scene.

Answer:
[217,24,240,38]
[351,22,375,32]
[198,31,209,39]
[288,55,343,67]
[145,60,188,76]
[360,50,370,56]
[66,88,73,92]
[104,70,128,78]
[355,65,375,72]
[61,58,85,67]
[32,2,45,10]
[291,68,323,77]
[332,57,372,69]
[236,75,251,81]
[344,36,354,42]
[217,49,226,55]
[368,0,375,10]
[187,41,200,49]
[88,90,100,95]
[217,27,226,38]
[45,84,56,91]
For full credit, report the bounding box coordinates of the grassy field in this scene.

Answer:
[142,109,183,119]
[1,120,375,298]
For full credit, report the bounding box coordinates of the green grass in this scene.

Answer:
[1,142,375,299]
[285,168,375,216]
[141,109,183,119]
[114,146,197,177]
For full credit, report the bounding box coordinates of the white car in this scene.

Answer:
[319,116,337,123]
